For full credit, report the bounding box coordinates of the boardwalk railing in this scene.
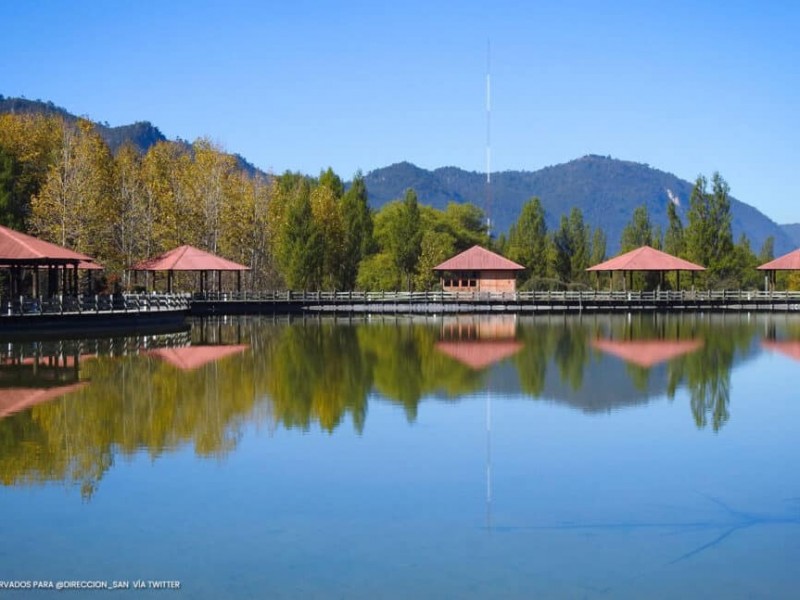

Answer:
[191,289,800,313]
[1,293,191,317]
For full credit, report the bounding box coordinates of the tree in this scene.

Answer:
[590,227,607,266]
[30,119,114,258]
[279,181,323,289]
[685,173,734,285]
[386,189,422,290]
[0,146,25,229]
[507,197,548,280]
[663,201,685,258]
[568,207,591,283]
[339,171,373,290]
[620,205,654,252]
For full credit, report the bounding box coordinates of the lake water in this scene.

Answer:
[1,313,799,598]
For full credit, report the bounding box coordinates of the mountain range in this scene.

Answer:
[1,95,795,254]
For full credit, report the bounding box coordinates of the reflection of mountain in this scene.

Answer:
[0,315,790,495]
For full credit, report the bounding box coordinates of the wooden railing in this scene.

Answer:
[0,293,191,317]
[192,289,800,304]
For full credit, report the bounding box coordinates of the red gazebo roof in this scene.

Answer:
[592,338,704,368]
[757,249,800,271]
[433,246,524,272]
[0,224,95,264]
[435,341,524,370]
[132,245,249,272]
[587,246,705,272]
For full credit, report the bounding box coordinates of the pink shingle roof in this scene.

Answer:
[132,245,249,271]
[0,224,94,263]
[587,246,705,272]
[757,249,800,271]
[433,245,524,272]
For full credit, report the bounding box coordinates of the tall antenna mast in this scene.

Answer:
[485,40,492,238]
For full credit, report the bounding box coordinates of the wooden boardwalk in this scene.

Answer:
[0,293,191,337]
[190,290,800,315]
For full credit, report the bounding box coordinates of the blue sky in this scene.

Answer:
[2,0,798,223]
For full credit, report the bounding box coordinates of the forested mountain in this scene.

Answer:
[0,95,259,175]
[780,224,800,248]
[363,156,794,254]
[0,95,166,154]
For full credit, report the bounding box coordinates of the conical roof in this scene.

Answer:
[0,224,94,263]
[132,245,249,271]
[587,245,705,272]
[433,245,524,271]
[757,248,800,271]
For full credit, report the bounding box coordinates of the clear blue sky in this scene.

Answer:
[2,0,798,223]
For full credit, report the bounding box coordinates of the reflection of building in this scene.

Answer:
[436,316,523,370]
[433,246,524,293]
[591,338,703,368]
[761,340,800,362]
[0,352,88,419]
[147,345,249,371]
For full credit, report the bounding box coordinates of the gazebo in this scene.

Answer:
[0,224,100,299]
[757,248,800,291]
[433,246,525,293]
[131,245,250,293]
[587,245,705,290]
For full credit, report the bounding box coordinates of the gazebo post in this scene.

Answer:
[237,270,241,293]
[217,270,222,292]
[677,271,681,291]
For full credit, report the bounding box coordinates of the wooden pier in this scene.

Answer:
[190,290,800,316]
[0,293,191,338]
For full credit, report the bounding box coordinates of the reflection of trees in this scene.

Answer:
[265,323,371,432]
[0,315,770,495]
[0,327,272,498]
[604,315,757,432]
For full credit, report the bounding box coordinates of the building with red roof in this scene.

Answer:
[757,248,800,290]
[433,245,524,293]
[587,245,705,290]
[131,245,249,293]
[0,224,101,298]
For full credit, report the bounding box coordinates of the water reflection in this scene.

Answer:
[0,314,796,496]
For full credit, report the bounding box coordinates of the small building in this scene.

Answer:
[433,245,524,293]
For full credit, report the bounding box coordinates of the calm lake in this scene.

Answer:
[1,313,799,598]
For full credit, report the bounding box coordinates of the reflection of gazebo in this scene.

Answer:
[131,245,249,293]
[757,249,800,291]
[587,245,705,290]
[435,316,523,370]
[761,340,800,362]
[0,224,100,298]
[0,382,88,420]
[147,345,248,371]
[592,338,703,368]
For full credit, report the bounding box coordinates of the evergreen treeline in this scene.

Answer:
[0,113,792,292]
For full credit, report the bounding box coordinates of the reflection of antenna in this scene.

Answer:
[486,374,493,530]
[485,40,492,239]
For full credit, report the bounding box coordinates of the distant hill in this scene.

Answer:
[3,95,791,254]
[363,156,794,255]
[0,95,259,176]
[780,224,800,249]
